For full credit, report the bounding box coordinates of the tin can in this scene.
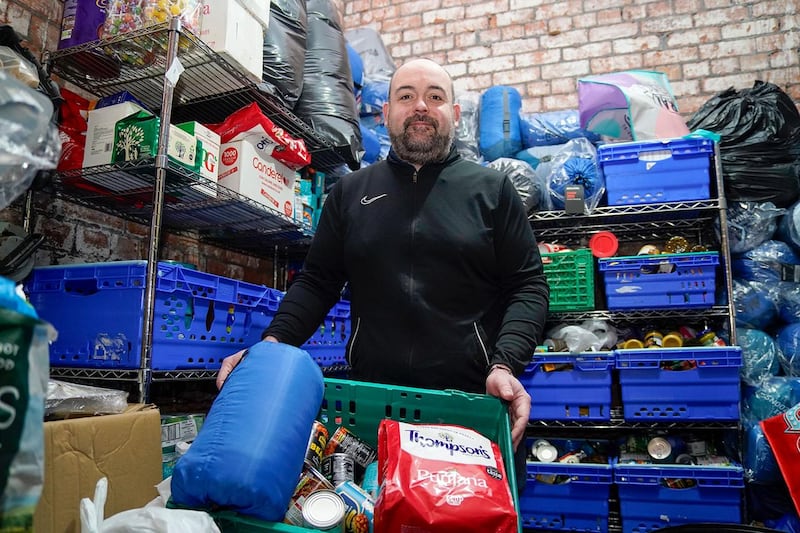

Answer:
[544,338,568,352]
[644,330,663,348]
[695,455,732,466]
[302,489,346,531]
[284,465,335,526]
[661,331,684,348]
[699,330,726,347]
[322,453,356,487]
[622,338,645,349]
[664,236,690,254]
[675,453,696,465]
[335,480,375,533]
[558,450,587,464]
[647,437,673,461]
[686,437,708,457]
[326,427,378,470]
[361,461,379,499]
[638,244,660,255]
[305,420,330,471]
[678,326,697,340]
[532,439,558,463]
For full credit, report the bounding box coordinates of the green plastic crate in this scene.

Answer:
[542,248,595,312]
[210,378,521,532]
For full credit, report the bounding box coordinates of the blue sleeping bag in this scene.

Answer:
[479,85,523,162]
[171,341,324,521]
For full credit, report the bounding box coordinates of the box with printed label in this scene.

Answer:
[177,121,220,197]
[218,140,297,218]
[200,0,264,83]
[83,101,150,167]
[113,113,199,172]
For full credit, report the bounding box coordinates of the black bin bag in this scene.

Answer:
[294,0,363,170]
[686,80,800,208]
[260,0,307,110]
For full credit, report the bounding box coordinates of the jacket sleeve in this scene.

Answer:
[488,176,550,376]
[262,180,349,346]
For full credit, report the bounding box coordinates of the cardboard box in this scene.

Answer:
[237,0,270,28]
[177,121,220,196]
[83,102,150,167]
[113,113,200,173]
[33,404,162,533]
[200,0,264,82]
[218,140,297,218]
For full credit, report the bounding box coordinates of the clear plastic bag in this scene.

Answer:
[0,70,61,210]
[546,137,604,213]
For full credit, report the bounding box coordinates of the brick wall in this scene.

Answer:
[2,0,799,283]
[344,0,800,116]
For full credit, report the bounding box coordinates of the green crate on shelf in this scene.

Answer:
[209,378,521,533]
[542,248,595,312]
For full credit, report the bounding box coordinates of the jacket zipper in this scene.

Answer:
[346,317,361,366]
[473,322,490,366]
[408,169,418,371]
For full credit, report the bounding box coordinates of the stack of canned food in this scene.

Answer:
[284,421,377,532]
[618,433,733,467]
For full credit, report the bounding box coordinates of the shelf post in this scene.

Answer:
[138,16,183,403]
[712,141,737,346]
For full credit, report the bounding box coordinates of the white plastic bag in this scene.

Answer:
[80,477,220,533]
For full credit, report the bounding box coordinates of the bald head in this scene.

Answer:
[389,58,456,102]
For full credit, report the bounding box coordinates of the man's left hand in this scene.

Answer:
[485,366,530,451]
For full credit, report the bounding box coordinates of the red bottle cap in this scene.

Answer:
[589,231,618,258]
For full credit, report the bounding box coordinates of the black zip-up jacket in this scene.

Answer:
[264,146,550,393]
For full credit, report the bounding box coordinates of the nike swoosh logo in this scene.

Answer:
[360,194,387,205]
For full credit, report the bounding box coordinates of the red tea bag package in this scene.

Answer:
[760,402,800,515]
[375,419,517,533]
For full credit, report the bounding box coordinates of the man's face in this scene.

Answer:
[383,60,461,167]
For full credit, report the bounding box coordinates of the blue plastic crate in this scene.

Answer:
[599,252,718,310]
[25,261,282,370]
[615,346,742,421]
[614,460,744,532]
[598,137,715,205]
[520,352,613,421]
[520,439,612,532]
[301,300,350,367]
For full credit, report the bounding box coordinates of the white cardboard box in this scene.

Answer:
[237,0,270,29]
[83,102,149,167]
[218,140,296,218]
[200,0,264,83]
[177,121,220,197]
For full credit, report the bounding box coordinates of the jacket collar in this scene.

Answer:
[386,144,461,172]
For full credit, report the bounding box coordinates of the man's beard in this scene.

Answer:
[389,115,453,166]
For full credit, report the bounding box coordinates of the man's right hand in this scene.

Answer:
[216,336,280,390]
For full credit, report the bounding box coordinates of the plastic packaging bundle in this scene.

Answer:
[0,276,55,531]
[360,78,390,116]
[343,26,396,82]
[479,86,522,162]
[546,137,604,212]
[485,157,546,214]
[776,323,800,376]
[737,327,781,385]
[520,109,600,147]
[454,91,481,162]
[294,0,363,169]
[742,377,800,423]
[743,421,782,484]
[778,282,800,324]
[776,199,800,254]
[719,201,783,254]
[260,0,308,109]
[733,279,779,330]
[687,80,800,208]
[732,240,800,283]
[0,71,61,210]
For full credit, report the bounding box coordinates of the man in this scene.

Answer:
[217,58,550,452]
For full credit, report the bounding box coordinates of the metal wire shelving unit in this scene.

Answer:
[43,19,354,401]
